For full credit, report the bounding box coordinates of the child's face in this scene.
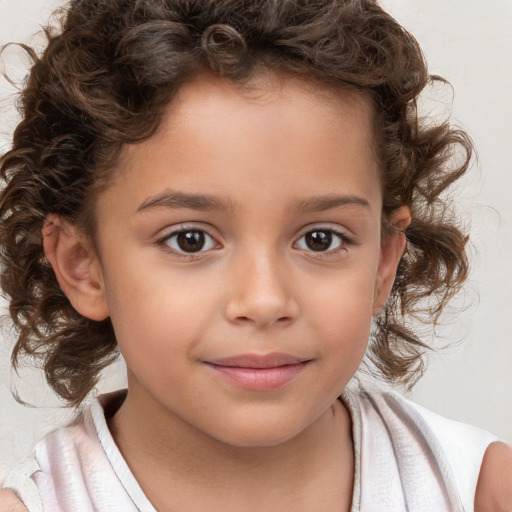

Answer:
[83,74,403,446]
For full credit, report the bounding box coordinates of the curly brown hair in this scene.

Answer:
[0,0,471,407]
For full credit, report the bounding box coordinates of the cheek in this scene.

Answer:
[102,264,217,364]
[306,265,378,353]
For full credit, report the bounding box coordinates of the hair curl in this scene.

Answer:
[0,0,471,406]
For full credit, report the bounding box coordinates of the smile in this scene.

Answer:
[205,353,309,391]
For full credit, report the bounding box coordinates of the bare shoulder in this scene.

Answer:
[475,441,512,512]
[0,489,28,512]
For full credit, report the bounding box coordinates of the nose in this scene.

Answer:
[224,250,300,328]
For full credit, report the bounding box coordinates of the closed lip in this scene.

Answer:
[205,353,310,369]
[204,353,310,391]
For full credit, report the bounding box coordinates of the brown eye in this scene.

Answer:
[304,231,332,251]
[164,229,216,253]
[295,229,346,253]
[176,231,205,252]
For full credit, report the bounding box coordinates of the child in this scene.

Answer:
[0,0,511,510]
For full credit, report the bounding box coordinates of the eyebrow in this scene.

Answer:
[137,191,371,214]
[293,194,371,213]
[137,191,231,212]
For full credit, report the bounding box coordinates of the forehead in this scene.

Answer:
[120,71,377,166]
[170,72,375,127]
[108,72,381,215]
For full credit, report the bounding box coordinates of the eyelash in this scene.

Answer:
[294,227,353,258]
[155,225,219,260]
[155,225,354,259]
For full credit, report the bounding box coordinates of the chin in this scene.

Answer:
[207,416,310,449]
[217,431,299,449]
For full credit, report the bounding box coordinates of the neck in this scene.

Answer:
[108,381,354,512]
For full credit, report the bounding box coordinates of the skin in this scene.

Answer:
[3,73,508,511]
[475,442,512,511]
[0,491,27,512]
[47,73,403,511]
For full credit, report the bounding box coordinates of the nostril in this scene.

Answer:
[223,271,300,327]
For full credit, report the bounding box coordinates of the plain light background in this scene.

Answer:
[1,0,511,482]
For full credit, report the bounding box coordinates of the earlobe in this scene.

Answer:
[42,215,109,321]
[372,206,411,315]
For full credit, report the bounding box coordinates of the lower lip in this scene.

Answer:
[206,363,307,391]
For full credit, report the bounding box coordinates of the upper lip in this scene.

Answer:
[206,353,308,369]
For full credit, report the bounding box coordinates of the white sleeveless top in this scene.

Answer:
[3,381,498,512]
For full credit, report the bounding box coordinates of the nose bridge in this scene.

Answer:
[224,243,298,327]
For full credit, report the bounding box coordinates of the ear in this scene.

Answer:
[372,206,411,315]
[42,214,109,321]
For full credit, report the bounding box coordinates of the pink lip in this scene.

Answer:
[205,353,309,391]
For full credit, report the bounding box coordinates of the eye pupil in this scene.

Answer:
[177,231,205,252]
[305,231,332,251]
